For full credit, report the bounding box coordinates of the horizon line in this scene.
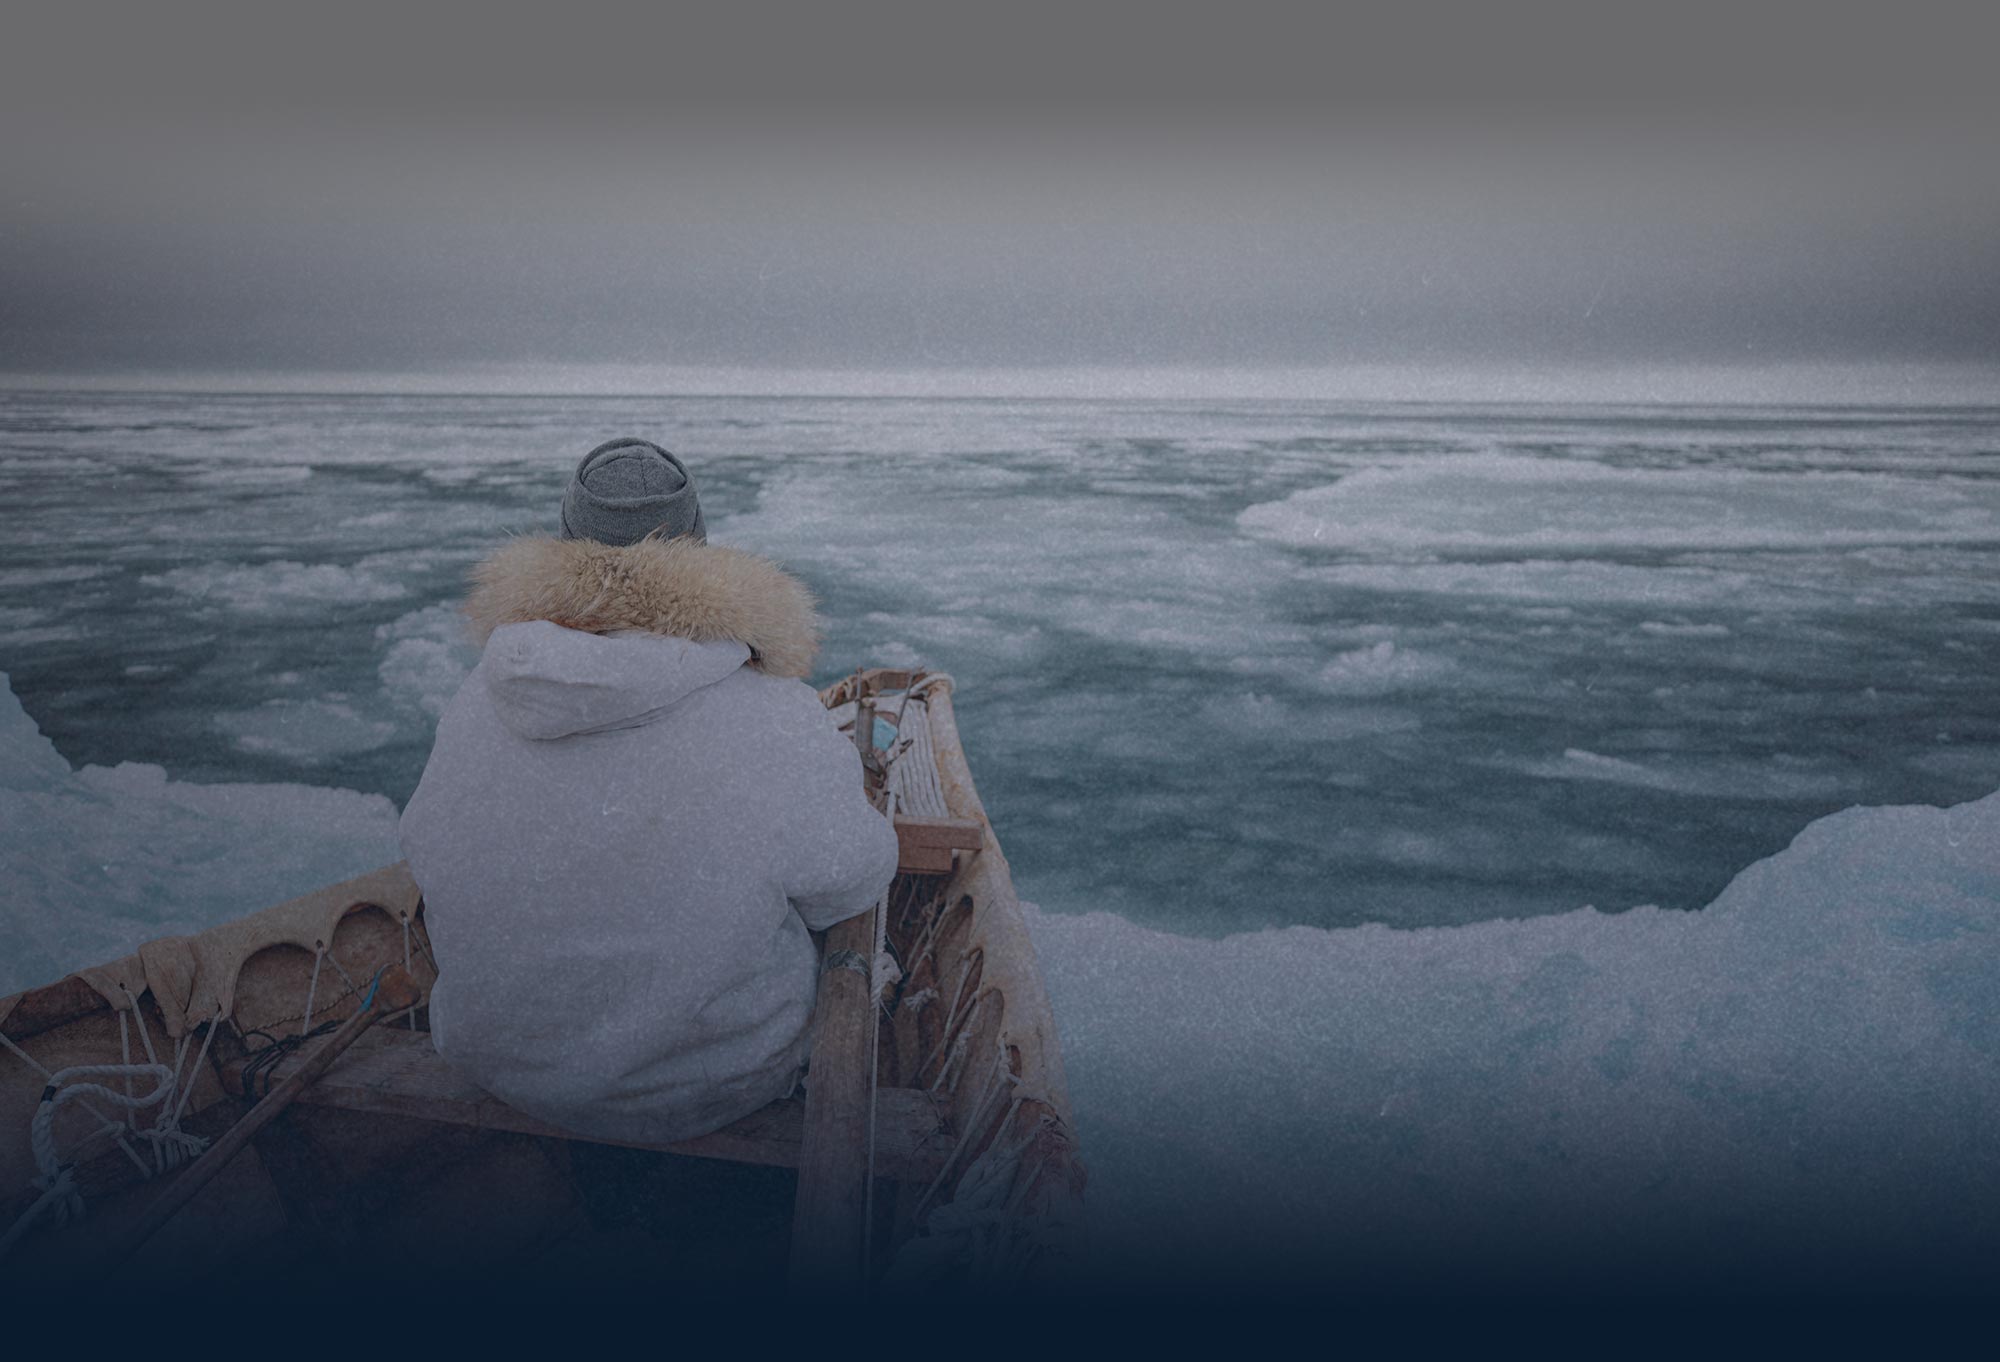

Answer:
[4,387,1999,414]
[3,359,1996,408]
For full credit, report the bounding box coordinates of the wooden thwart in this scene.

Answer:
[216,1028,952,1183]
[892,815,984,875]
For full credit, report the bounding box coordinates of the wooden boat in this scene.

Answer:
[0,667,1084,1291]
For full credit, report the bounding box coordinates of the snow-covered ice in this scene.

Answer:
[1027,784,2000,1287]
[142,559,412,612]
[1237,453,2000,555]
[0,673,400,994]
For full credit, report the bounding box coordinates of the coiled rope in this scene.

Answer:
[0,1056,177,1258]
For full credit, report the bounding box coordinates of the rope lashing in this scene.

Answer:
[821,950,871,979]
[0,1061,176,1257]
[122,982,210,1172]
[0,1172,76,1260]
[2,957,404,1259]
[143,1008,223,1170]
[920,951,984,1087]
[322,949,362,998]
[32,1064,176,1204]
[301,943,326,1037]
[235,1020,340,1101]
[119,984,173,1173]
[833,687,949,819]
[914,1047,1020,1217]
[236,966,379,1099]
[2,1018,150,1178]
[873,788,903,1005]
[927,994,989,1096]
[0,986,230,1258]
[119,1011,136,1132]
[401,910,417,1030]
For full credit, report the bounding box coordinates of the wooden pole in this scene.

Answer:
[111,964,423,1265]
[789,679,887,1294]
[787,909,878,1295]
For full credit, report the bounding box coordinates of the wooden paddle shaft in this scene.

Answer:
[791,677,891,1290]
[112,964,423,1264]
[788,909,879,1294]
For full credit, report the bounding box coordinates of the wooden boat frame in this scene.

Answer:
[0,666,1084,1289]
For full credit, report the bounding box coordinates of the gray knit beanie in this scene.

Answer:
[559,438,707,546]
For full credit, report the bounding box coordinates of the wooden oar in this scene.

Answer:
[788,686,891,1293]
[111,963,423,1264]
[788,907,880,1294]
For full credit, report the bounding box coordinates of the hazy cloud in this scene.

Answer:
[3,5,1996,389]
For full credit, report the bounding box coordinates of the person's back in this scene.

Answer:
[399,439,899,1145]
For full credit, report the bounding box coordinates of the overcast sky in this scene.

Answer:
[3,4,1996,400]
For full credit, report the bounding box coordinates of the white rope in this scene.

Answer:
[904,672,955,702]
[872,789,902,1005]
[32,1064,175,1208]
[0,1061,175,1257]
[927,1092,1042,1280]
[0,1029,46,1079]
[915,1050,1016,1215]
[927,993,988,1097]
[302,945,325,1037]
[141,1010,221,1170]
[120,985,169,1173]
[905,885,974,990]
[1,1021,150,1177]
[921,952,983,1086]
[0,1177,78,1259]
[891,1063,1073,1286]
[112,983,211,1167]
[120,985,162,1071]
[890,1066,1078,1283]
[401,912,417,1030]
[119,1011,136,1133]
[863,889,885,1273]
[168,1029,191,1102]
[323,949,362,998]
[133,1025,207,1172]
[168,1012,222,1132]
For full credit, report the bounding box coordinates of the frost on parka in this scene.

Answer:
[399,534,901,1146]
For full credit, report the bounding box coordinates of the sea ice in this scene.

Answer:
[219,697,400,763]
[0,566,110,589]
[141,559,410,612]
[0,672,400,998]
[1027,783,2000,1287]
[1239,454,2000,556]
[375,604,478,719]
[181,465,315,488]
[1314,639,1453,694]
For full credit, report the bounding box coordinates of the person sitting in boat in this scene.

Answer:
[399,437,900,1146]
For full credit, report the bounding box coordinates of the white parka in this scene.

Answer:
[399,534,900,1145]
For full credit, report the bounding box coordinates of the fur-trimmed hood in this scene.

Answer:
[463,535,822,679]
